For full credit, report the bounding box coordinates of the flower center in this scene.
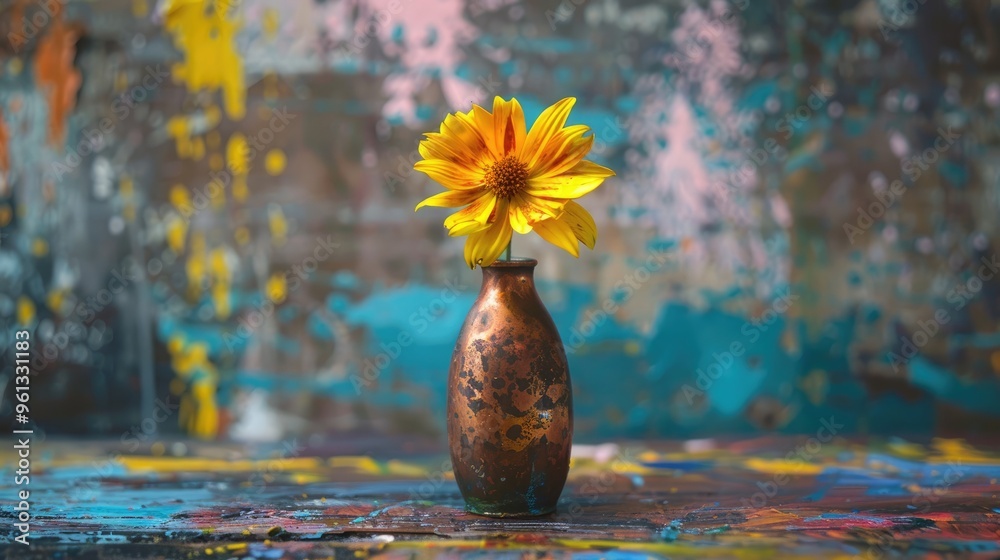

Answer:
[483,155,528,199]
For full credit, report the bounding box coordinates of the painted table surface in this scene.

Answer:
[3,436,1000,559]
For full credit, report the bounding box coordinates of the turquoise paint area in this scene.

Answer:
[321,280,808,439]
[515,95,628,155]
[908,355,1000,414]
[198,270,1000,439]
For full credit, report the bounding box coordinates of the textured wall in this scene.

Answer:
[1,0,999,442]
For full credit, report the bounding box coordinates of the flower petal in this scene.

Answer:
[507,193,568,235]
[444,192,497,230]
[418,133,485,172]
[469,104,499,159]
[414,189,481,210]
[414,159,485,190]
[448,219,492,236]
[464,199,512,269]
[440,112,493,165]
[532,214,580,258]
[518,193,565,221]
[493,97,527,157]
[521,97,576,168]
[508,202,532,234]
[559,200,597,250]
[529,125,594,179]
[526,160,615,199]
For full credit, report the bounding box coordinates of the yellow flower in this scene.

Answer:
[414,97,615,269]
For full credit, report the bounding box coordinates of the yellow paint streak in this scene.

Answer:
[120,455,326,474]
[212,282,231,319]
[568,457,652,475]
[265,149,286,175]
[120,175,135,221]
[166,109,219,160]
[114,70,128,93]
[209,248,232,317]
[191,136,206,161]
[166,215,187,253]
[47,288,67,315]
[887,440,926,459]
[231,181,246,203]
[16,296,35,326]
[227,133,249,201]
[386,538,850,560]
[190,381,218,438]
[743,458,823,476]
[328,456,382,474]
[266,273,286,303]
[186,251,206,293]
[184,232,208,296]
[31,238,48,256]
[932,438,999,464]
[171,341,210,377]
[163,0,246,120]
[384,460,429,477]
[268,204,287,246]
[169,184,190,210]
[262,7,279,40]
[209,247,230,282]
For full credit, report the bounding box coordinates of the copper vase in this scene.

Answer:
[447,257,573,517]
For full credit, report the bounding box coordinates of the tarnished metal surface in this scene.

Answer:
[447,258,573,517]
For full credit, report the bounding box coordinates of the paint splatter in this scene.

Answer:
[33,9,81,147]
[162,0,246,120]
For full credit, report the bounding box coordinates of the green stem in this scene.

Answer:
[504,240,512,262]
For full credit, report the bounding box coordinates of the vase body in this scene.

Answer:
[447,258,573,517]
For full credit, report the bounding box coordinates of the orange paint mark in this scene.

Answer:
[33,13,81,147]
[742,509,801,529]
[7,0,32,46]
[990,350,1000,374]
[680,236,694,252]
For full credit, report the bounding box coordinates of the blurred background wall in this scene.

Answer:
[1,0,999,443]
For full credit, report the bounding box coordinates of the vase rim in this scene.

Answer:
[484,257,537,268]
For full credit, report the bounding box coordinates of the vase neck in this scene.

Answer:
[481,258,538,293]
